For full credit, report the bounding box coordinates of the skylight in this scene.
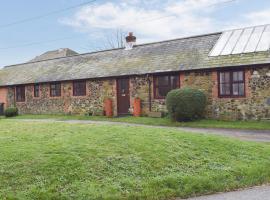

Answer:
[209,24,270,57]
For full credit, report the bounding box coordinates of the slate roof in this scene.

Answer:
[0,31,270,87]
[29,48,78,62]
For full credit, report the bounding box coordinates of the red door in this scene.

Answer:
[117,78,130,115]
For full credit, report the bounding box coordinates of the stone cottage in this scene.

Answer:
[0,25,270,120]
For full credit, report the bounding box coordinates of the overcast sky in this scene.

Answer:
[0,0,270,67]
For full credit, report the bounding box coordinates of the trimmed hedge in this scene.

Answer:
[166,88,207,121]
[4,107,18,117]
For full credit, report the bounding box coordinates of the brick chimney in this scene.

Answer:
[125,32,136,50]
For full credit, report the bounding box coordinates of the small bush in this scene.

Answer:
[4,107,18,117]
[166,88,207,121]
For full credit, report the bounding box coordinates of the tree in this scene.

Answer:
[81,29,126,52]
[103,28,125,49]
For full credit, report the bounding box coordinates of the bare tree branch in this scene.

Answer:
[82,29,126,52]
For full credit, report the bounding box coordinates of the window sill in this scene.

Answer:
[154,97,166,100]
[49,96,62,98]
[72,95,87,97]
[218,95,246,99]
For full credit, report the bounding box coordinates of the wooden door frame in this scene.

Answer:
[116,78,130,115]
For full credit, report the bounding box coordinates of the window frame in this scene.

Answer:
[16,85,25,102]
[73,80,87,96]
[218,69,245,98]
[33,84,40,98]
[50,82,61,97]
[153,74,180,99]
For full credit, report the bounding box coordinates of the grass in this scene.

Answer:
[0,120,269,199]
[10,114,270,130]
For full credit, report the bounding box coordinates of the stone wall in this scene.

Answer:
[146,66,270,120]
[130,76,151,115]
[7,78,117,116]
[211,67,270,120]
[3,66,270,120]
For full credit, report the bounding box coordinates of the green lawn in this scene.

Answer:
[11,114,270,130]
[0,120,269,199]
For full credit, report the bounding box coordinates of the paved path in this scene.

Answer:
[178,185,270,200]
[11,119,270,142]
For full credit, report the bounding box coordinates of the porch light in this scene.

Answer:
[251,70,260,79]
[266,71,270,77]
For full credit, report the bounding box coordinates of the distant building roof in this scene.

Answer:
[29,48,78,62]
[0,25,270,87]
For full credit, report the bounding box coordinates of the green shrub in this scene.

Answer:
[4,107,18,117]
[166,88,207,121]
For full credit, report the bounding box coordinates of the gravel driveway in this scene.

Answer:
[178,185,270,200]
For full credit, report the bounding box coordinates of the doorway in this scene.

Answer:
[117,78,130,115]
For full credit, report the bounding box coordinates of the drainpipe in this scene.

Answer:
[147,74,152,112]
[13,86,16,106]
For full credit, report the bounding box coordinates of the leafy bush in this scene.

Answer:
[4,107,18,117]
[166,88,207,121]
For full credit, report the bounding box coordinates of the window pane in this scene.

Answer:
[74,81,86,96]
[155,75,179,98]
[233,83,239,95]
[220,83,230,95]
[239,83,245,96]
[219,71,245,97]
[171,75,179,88]
[233,72,237,81]
[220,72,230,83]
[156,87,170,98]
[16,86,25,102]
[232,83,244,96]
[225,72,230,82]
[220,84,224,95]
[157,76,169,86]
[57,84,61,96]
[220,73,224,83]
[34,84,39,97]
[233,71,244,82]
[50,83,61,97]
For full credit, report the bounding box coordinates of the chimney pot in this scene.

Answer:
[125,32,136,50]
[126,32,136,43]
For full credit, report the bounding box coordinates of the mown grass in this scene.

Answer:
[11,114,270,130]
[0,120,269,199]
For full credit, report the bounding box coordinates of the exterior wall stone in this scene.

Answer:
[180,67,270,120]
[132,66,270,120]
[6,78,117,116]
[181,71,214,117]
[211,67,270,120]
[2,66,270,120]
[130,76,151,115]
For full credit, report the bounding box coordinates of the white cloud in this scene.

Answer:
[243,9,270,26]
[60,0,270,44]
